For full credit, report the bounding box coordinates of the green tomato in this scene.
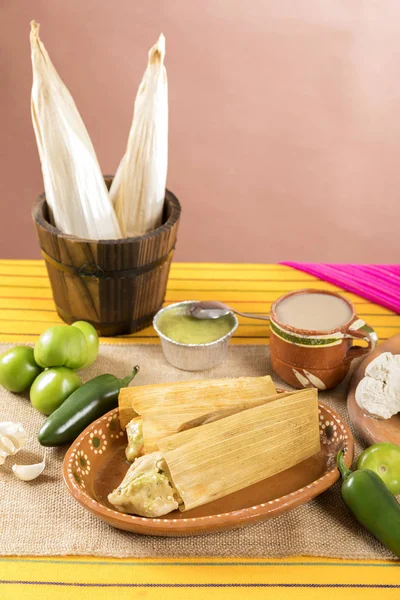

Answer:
[72,321,99,368]
[357,442,400,495]
[0,346,42,392]
[30,367,81,415]
[34,325,88,370]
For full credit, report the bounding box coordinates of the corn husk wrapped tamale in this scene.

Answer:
[158,388,320,512]
[30,21,122,240]
[110,34,168,237]
[109,388,320,517]
[118,375,278,451]
[108,451,179,517]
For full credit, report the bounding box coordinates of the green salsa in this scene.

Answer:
[156,308,234,344]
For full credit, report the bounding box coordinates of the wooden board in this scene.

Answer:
[347,334,400,445]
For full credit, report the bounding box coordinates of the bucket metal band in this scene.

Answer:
[40,248,175,279]
[56,303,162,332]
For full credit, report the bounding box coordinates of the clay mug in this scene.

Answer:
[269,289,378,390]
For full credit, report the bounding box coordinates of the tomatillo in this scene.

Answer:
[30,367,82,415]
[357,442,400,495]
[34,325,88,370]
[71,321,99,368]
[0,346,42,392]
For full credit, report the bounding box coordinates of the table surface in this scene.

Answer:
[0,260,398,599]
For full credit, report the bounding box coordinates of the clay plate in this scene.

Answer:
[63,404,353,536]
[347,333,400,446]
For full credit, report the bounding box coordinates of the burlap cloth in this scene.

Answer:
[0,343,395,559]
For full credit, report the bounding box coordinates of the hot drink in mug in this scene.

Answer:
[269,289,377,390]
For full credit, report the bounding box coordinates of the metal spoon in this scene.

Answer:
[189,301,270,321]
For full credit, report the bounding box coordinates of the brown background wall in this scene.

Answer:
[1,1,399,263]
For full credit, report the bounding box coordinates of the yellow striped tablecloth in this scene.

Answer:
[0,260,398,599]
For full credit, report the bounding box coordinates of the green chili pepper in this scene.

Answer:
[337,450,400,558]
[37,366,140,446]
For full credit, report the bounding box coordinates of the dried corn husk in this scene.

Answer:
[30,21,122,240]
[158,388,320,512]
[110,34,168,237]
[118,375,278,451]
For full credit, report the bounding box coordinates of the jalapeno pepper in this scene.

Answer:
[337,450,400,558]
[38,366,140,446]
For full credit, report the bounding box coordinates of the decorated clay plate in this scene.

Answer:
[63,403,353,536]
[347,334,400,446]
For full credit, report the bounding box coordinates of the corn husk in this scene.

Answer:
[118,375,278,451]
[110,34,168,237]
[30,21,122,240]
[158,388,320,512]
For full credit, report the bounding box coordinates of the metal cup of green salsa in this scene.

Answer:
[153,301,238,371]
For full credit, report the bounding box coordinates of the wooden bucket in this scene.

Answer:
[32,179,181,336]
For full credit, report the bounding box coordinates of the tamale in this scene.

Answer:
[108,452,179,517]
[110,34,168,237]
[30,21,122,240]
[125,416,144,462]
[119,375,276,428]
[109,388,320,517]
[118,375,278,446]
[158,388,320,512]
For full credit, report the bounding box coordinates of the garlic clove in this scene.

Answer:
[12,458,45,481]
[0,422,28,459]
[0,436,16,455]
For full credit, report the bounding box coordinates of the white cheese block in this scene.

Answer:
[355,352,400,419]
[365,352,400,381]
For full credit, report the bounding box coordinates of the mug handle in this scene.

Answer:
[344,319,378,362]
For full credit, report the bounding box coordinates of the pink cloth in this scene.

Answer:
[281,263,400,314]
